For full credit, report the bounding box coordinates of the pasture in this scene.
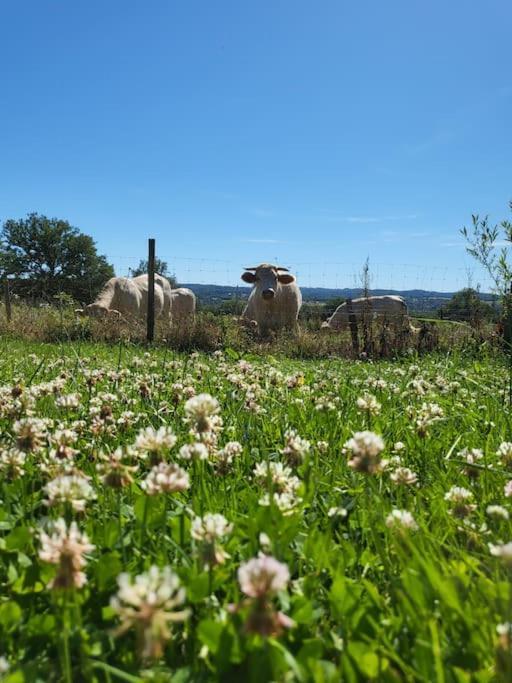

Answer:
[0,339,511,681]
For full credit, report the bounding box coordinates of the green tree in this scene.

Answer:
[461,201,512,302]
[128,259,178,287]
[437,288,496,325]
[0,213,114,303]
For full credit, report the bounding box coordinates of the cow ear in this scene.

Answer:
[241,272,257,283]
[278,273,295,284]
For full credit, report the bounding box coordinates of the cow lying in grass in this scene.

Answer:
[76,274,171,323]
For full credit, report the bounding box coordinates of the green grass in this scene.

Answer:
[0,339,511,681]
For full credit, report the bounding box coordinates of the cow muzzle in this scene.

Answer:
[262,289,275,300]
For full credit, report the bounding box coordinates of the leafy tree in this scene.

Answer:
[461,201,512,305]
[128,259,177,287]
[437,288,496,325]
[0,213,114,303]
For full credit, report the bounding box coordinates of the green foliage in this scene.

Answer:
[128,258,177,287]
[0,341,510,679]
[437,288,497,325]
[0,213,114,303]
[461,200,512,304]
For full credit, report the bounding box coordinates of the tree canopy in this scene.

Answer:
[129,259,177,288]
[0,213,114,303]
[437,288,497,325]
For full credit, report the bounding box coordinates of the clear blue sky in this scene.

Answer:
[1,1,510,291]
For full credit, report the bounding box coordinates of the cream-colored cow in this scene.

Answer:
[241,263,302,334]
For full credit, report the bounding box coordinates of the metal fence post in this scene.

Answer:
[147,239,156,343]
[4,279,12,322]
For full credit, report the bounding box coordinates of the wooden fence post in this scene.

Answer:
[504,282,512,354]
[147,238,156,343]
[4,279,11,322]
[346,299,359,355]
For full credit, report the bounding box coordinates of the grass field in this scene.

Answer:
[0,339,511,681]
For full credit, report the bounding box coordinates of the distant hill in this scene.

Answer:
[182,283,497,313]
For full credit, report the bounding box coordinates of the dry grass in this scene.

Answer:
[0,301,496,359]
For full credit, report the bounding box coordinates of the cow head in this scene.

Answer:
[241,264,295,300]
[79,304,122,319]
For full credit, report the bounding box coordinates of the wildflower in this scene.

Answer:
[281,429,311,465]
[328,506,348,519]
[486,505,509,521]
[0,448,26,479]
[178,442,209,462]
[55,393,80,409]
[134,426,177,464]
[50,429,79,460]
[344,431,384,474]
[497,442,512,469]
[259,490,302,515]
[444,486,476,518]
[213,441,242,474]
[238,555,290,598]
[386,509,418,532]
[235,555,294,636]
[489,542,512,566]
[0,657,9,674]
[356,394,381,416]
[505,481,512,498]
[39,519,95,589]
[13,417,48,452]
[97,448,138,488]
[457,447,484,478]
[44,473,96,512]
[142,462,190,495]
[110,566,189,660]
[184,393,220,433]
[413,402,444,437]
[254,461,301,494]
[191,513,233,567]
[317,441,329,453]
[390,467,418,486]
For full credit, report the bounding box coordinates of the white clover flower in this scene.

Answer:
[213,441,243,473]
[13,417,48,452]
[191,513,232,542]
[497,442,512,468]
[39,518,95,589]
[386,509,418,531]
[142,462,190,495]
[0,656,9,674]
[356,394,381,415]
[390,467,418,486]
[489,542,512,565]
[253,461,301,494]
[134,426,177,458]
[184,393,220,432]
[44,473,96,512]
[328,506,348,519]
[504,480,512,498]
[238,556,290,598]
[281,429,311,465]
[178,442,209,461]
[486,505,509,520]
[344,431,385,474]
[258,491,301,516]
[0,448,26,478]
[97,447,138,488]
[111,566,189,660]
[55,393,80,409]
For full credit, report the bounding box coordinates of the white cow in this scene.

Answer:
[241,263,302,334]
[77,274,172,322]
[170,288,196,323]
[322,295,408,331]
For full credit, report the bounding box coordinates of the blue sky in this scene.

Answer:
[1,1,510,291]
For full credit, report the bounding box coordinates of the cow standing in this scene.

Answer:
[241,263,302,335]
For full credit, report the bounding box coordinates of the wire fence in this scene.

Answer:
[107,253,497,296]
